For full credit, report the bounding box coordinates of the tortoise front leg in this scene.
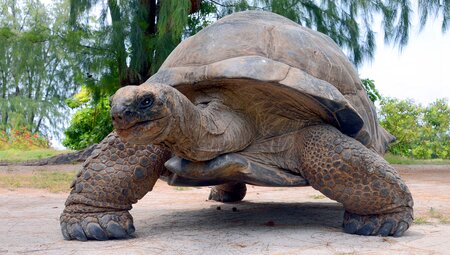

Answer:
[60,132,171,241]
[297,125,413,237]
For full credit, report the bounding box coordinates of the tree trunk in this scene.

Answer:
[124,0,202,87]
[108,0,130,87]
[190,0,201,13]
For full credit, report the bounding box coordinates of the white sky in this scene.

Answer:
[359,12,450,105]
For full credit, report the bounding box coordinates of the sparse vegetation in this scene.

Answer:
[174,186,192,191]
[384,153,450,165]
[413,217,430,225]
[429,207,450,224]
[413,208,450,225]
[0,170,76,192]
[0,149,71,163]
[310,194,326,200]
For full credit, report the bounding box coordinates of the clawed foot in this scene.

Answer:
[343,209,413,237]
[60,211,135,241]
[208,183,247,203]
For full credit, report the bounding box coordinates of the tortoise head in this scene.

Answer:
[110,83,175,144]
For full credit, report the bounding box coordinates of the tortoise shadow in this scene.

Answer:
[136,201,345,237]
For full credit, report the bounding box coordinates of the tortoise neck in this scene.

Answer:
[158,88,206,160]
[160,87,256,162]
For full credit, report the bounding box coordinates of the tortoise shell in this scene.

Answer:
[148,11,393,153]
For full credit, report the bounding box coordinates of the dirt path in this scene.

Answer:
[0,164,449,255]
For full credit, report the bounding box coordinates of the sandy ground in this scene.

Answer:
[0,164,449,255]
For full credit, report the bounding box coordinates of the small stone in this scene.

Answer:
[232,207,237,212]
[216,206,221,210]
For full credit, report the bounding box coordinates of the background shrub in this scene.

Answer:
[379,98,449,159]
[0,127,49,150]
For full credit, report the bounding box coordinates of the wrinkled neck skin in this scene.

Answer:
[158,88,256,162]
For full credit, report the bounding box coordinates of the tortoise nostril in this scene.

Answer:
[112,116,116,121]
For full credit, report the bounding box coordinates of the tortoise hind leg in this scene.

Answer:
[208,182,247,202]
[297,125,413,237]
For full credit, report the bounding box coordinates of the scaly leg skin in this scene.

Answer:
[60,132,171,241]
[208,182,247,202]
[298,125,413,237]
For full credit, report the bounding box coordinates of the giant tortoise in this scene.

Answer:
[61,11,413,240]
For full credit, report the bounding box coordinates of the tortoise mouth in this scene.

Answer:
[115,115,170,137]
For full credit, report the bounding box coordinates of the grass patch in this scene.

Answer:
[413,217,430,225]
[0,148,72,163]
[0,170,76,192]
[174,186,192,191]
[429,207,450,224]
[413,208,450,225]
[310,194,326,200]
[384,153,450,165]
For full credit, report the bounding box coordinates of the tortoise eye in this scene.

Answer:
[139,96,154,109]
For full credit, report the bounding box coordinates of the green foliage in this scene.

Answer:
[62,91,112,150]
[65,86,91,108]
[379,98,450,159]
[418,99,450,159]
[186,2,217,36]
[0,0,78,139]
[361,79,382,103]
[379,98,421,156]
